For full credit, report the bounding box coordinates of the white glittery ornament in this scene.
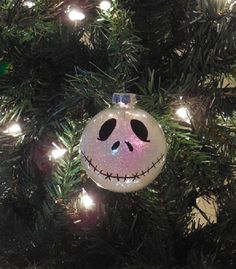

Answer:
[80,93,167,192]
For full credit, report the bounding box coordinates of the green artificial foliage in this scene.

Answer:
[0,0,236,268]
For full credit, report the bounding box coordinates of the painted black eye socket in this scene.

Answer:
[98,118,116,141]
[130,119,150,142]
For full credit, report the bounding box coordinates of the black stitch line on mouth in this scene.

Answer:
[141,170,145,176]
[132,173,140,181]
[81,151,164,181]
[105,172,112,180]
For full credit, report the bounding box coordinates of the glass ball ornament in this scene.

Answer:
[80,93,167,192]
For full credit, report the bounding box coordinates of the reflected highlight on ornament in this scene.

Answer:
[176,106,191,124]
[4,123,22,137]
[100,0,111,11]
[50,142,67,159]
[81,189,94,209]
[68,9,85,21]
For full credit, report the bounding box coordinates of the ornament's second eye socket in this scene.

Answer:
[98,118,116,141]
[130,119,150,142]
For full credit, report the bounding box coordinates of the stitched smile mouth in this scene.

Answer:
[81,151,165,182]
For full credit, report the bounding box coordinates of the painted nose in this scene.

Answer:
[125,141,134,152]
[112,141,134,152]
[112,141,120,151]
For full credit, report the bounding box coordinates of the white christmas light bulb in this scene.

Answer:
[100,1,111,11]
[4,123,22,136]
[68,9,85,21]
[23,1,35,8]
[51,142,67,159]
[176,107,191,124]
[81,189,94,209]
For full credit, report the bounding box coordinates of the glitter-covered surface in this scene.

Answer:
[80,106,167,192]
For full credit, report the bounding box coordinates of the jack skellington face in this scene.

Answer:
[80,94,167,192]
